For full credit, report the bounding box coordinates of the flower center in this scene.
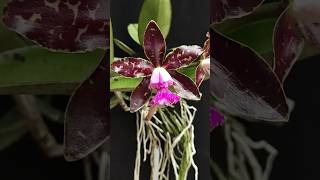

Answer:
[149,67,174,90]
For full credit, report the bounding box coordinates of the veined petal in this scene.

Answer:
[144,20,166,67]
[111,57,154,77]
[130,77,152,112]
[169,70,201,100]
[163,45,202,69]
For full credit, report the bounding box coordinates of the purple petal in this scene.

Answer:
[162,45,203,69]
[292,0,320,48]
[169,70,201,100]
[210,107,224,131]
[130,77,152,112]
[211,0,264,24]
[149,88,180,106]
[210,29,289,122]
[143,20,166,67]
[111,57,154,77]
[3,0,109,52]
[64,53,109,161]
[273,7,305,82]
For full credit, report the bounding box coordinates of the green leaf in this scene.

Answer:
[127,23,140,44]
[138,0,172,44]
[0,46,104,94]
[114,38,136,56]
[0,108,27,151]
[215,2,282,64]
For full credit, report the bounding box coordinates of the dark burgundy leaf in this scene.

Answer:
[3,0,109,52]
[143,20,166,67]
[273,8,304,82]
[292,0,320,48]
[210,28,289,122]
[111,57,154,77]
[169,70,201,100]
[130,77,151,112]
[64,53,109,161]
[162,45,202,70]
[196,64,206,87]
[211,0,264,24]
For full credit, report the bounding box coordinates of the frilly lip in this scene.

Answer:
[149,88,180,106]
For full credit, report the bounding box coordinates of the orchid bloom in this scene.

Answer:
[111,20,202,112]
[195,32,210,87]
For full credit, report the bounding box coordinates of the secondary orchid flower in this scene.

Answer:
[111,20,202,112]
[210,107,225,130]
[195,33,210,87]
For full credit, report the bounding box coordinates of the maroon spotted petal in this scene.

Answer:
[210,28,289,122]
[163,45,203,70]
[111,58,154,77]
[64,53,109,161]
[130,77,152,112]
[3,0,109,52]
[196,64,207,87]
[273,7,305,82]
[169,70,201,100]
[143,20,166,67]
[211,0,264,24]
[292,0,320,48]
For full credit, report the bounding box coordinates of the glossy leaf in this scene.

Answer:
[64,53,109,161]
[130,77,151,112]
[292,0,320,48]
[210,28,289,122]
[169,70,201,100]
[273,7,304,82]
[114,38,136,56]
[128,23,140,44]
[3,0,109,52]
[110,76,142,92]
[138,0,171,44]
[143,21,166,67]
[162,45,202,70]
[0,46,104,95]
[111,57,154,77]
[211,0,264,24]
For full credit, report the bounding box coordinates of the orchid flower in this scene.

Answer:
[111,20,202,112]
[195,32,210,87]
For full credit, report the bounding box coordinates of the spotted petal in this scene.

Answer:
[64,53,109,161]
[169,70,201,100]
[211,0,264,24]
[210,28,289,122]
[143,20,166,67]
[3,0,109,52]
[111,57,154,78]
[273,7,305,82]
[130,77,152,112]
[163,45,202,70]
